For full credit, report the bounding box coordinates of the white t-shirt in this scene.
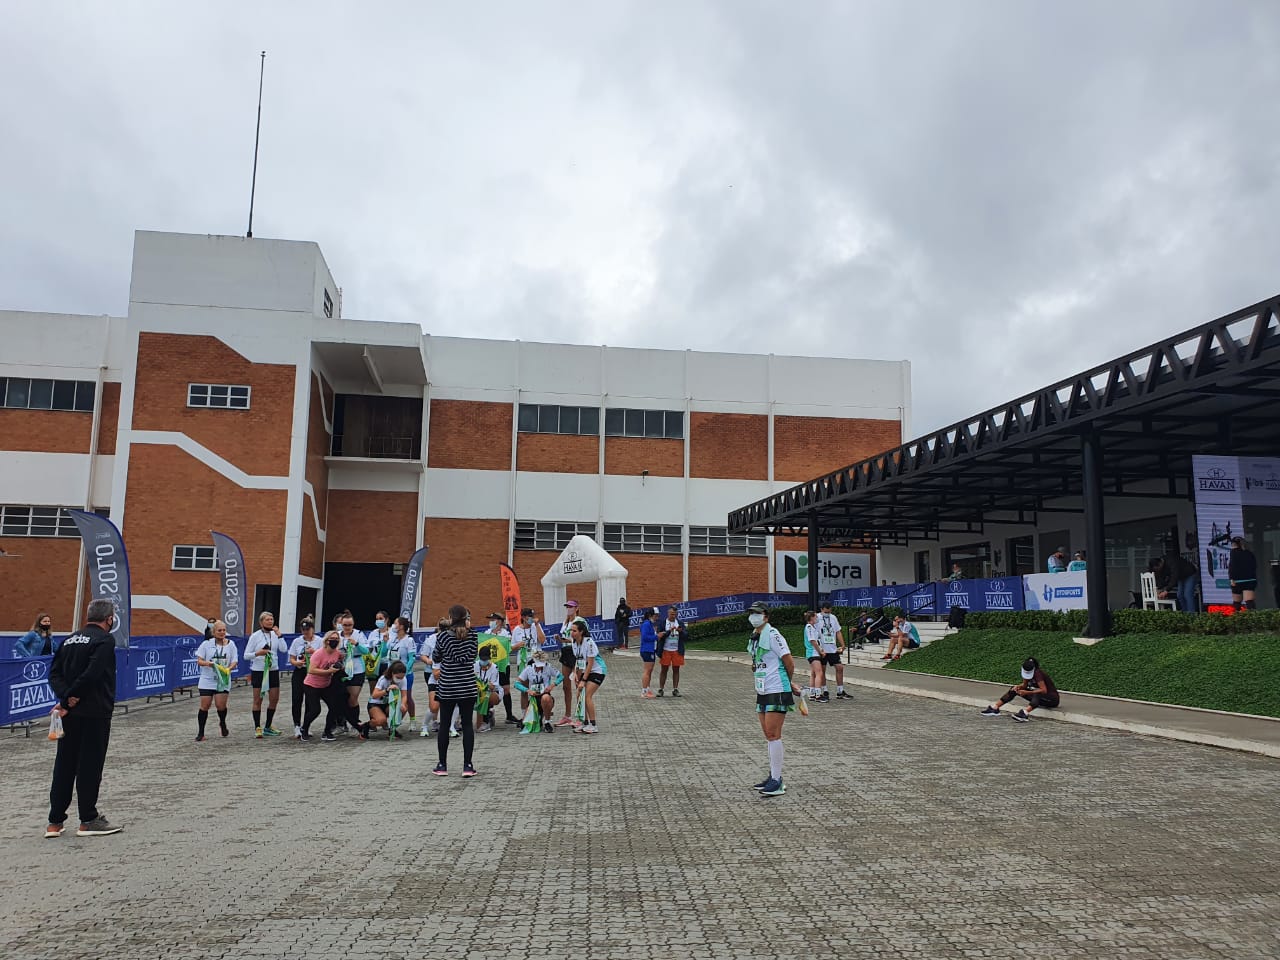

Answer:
[663,619,681,652]
[194,639,238,688]
[474,661,501,691]
[816,612,842,654]
[288,635,322,660]
[370,674,408,705]
[748,625,792,695]
[338,631,367,676]
[518,663,554,694]
[245,629,289,672]
[388,635,417,672]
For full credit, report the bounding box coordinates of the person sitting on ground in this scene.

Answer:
[360,660,409,740]
[981,657,1060,722]
[882,615,920,661]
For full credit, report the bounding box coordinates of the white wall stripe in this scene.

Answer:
[132,594,207,632]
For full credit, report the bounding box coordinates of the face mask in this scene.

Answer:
[375,619,386,629]
[480,660,491,668]
[326,640,338,649]
[489,621,501,632]
[748,613,765,627]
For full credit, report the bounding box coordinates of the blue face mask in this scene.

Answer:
[480,660,491,669]
[375,619,386,629]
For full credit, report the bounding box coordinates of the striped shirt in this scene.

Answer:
[434,627,479,700]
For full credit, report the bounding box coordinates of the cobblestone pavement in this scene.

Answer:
[2,655,1279,959]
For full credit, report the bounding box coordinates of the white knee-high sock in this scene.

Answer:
[767,739,784,780]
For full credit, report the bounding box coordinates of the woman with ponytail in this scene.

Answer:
[431,605,479,778]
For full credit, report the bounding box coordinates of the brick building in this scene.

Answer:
[0,231,910,635]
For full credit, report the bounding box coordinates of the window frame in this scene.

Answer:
[516,404,600,437]
[187,383,252,410]
[172,544,218,571]
[513,520,597,551]
[0,505,80,538]
[688,525,768,557]
[603,407,684,439]
[602,523,683,555]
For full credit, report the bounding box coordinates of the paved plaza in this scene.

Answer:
[2,655,1279,959]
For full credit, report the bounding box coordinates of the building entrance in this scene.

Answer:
[321,563,404,631]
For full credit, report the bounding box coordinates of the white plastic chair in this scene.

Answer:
[1140,572,1177,610]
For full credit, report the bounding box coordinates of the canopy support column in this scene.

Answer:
[808,510,821,611]
[1081,430,1110,638]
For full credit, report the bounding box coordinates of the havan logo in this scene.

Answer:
[715,596,745,615]
[136,647,166,690]
[984,579,1016,610]
[1198,466,1237,493]
[562,551,584,576]
[9,660,55,715]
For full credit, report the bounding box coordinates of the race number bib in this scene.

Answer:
[754,667,768,694]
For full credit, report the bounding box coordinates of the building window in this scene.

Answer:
[323,288,334,318]
[604,408,683,439]
[514,520,597,551]
[688,525,767,557]
[172,545,218,571]
[0,378,95,412]
[516,404,599,436]
[0,505,80,538]
[188,384,251,409]
[603,523,682,554]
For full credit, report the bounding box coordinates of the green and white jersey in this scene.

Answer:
[816,612,841,653]
[748,625,792,695]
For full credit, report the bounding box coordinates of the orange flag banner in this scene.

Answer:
[499,562,523,631]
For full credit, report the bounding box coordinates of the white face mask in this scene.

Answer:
[748,613,765,627]
[489,620,501,632]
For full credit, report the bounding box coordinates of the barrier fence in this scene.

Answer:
[1,577,1089,728]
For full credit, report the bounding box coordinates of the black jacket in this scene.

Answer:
[49,623,116,717]
[614,603,632,626]
[1228,547,1258,583]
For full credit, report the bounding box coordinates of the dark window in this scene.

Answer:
[187,383,250,410]
[73,381,95,412]
[603,523,682,554]
[579,407,599,436]
[644,410,665,438]
[514,520,596,551]
[28,380,53,410]
[518,404,598,436]
[5,378,30,408]
[0,505,80,538]
[665,411,684,439]
[624,409,644,437]
[604,408,624,436]
[323,288,334,318]
[52,380,77,410]
[557,406,580,435]
[517,404,539,432]
[538,405,559,433]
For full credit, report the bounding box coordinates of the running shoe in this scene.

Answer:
[505,716,520,725]
[420,725,431,738]
[299,732,312,742]
[671,689,682,698]
[543,721,555,733]
[462,764,477,778]
[642,690,655,699]
[220,724,229,738]
[76,817,123,836]
[881,654,893,661]
[357,725,369,741]
[477,721,493,733]
[556,716,574,727]
[980,706,1001,717]
[293,725,302,739]
[448,727,460,739]
[818,693,831,703]
[1010,709,1030,723]
[264,727,282,737]
[759,780,786,797]
[582,723,597,734]
[432,764,449,777]
[255,727,263,739]
[752,777,771,790]
[836,691,850,700]
[45,823,64,839]
[320,732,337,742]
[195,734,205,742]
[655,689,664,697]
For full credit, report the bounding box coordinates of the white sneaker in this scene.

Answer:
[582,723,597,734]
[419,725,431,738]
[449,727,460,739]
[293,725,302,739]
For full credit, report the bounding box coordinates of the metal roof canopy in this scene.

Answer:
[728,295,1280,634]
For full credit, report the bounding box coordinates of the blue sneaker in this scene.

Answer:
[758,778,786,797]
[752,776,771,790]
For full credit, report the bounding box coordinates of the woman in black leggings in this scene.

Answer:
[432,605,479,777]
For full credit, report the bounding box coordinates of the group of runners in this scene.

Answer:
[189,600,611,760]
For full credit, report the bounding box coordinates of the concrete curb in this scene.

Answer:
[615,648,1280,759]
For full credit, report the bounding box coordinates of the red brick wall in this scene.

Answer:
[516,433,598,473]
[610,553,682,608]
[512,552,596,618]
[131,332,297,475]
[325,490,418,564]
[690,412,768,479]
[122,444,287,626]
[605,437,683,477]
[420,518,511,622]
[689,555,769,599]
[774,415,901,483]
[97,382,120,455]
[0,409,93,453]
[0,539,86,632]
[428,400,512,470]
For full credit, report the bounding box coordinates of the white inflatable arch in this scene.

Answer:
[541,535,629,617]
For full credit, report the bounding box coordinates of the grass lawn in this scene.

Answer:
[885,629,1280,718]
[686,624,807,654]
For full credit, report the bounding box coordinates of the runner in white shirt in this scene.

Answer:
[816,601,848,701]
[287,618,322,738]
[510,608,545,677]
[746,602,795,797]
[514,651,562,734]
[656,606,685,697]
[359,661,409,740]
[336,613,369,725]
[193,621,239,742]
[473,652,502,733]
[802,611,824,702]
[570,621,606,734]
[416,628,441,737]
[365,611,395,696]
[246,611,290,738]
[387,617,418,729]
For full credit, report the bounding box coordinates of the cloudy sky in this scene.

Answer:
[4,1,1278,435]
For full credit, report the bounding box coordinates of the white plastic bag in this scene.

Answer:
[48,711,65,741]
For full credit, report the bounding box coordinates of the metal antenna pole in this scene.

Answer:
[247,50,266,238]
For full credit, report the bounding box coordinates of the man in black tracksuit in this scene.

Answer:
[46,599,123,838]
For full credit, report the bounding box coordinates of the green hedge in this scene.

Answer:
[686,604,908,642]
[963,608,1280,635]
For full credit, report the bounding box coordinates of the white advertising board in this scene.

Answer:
[775,551,870,593]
